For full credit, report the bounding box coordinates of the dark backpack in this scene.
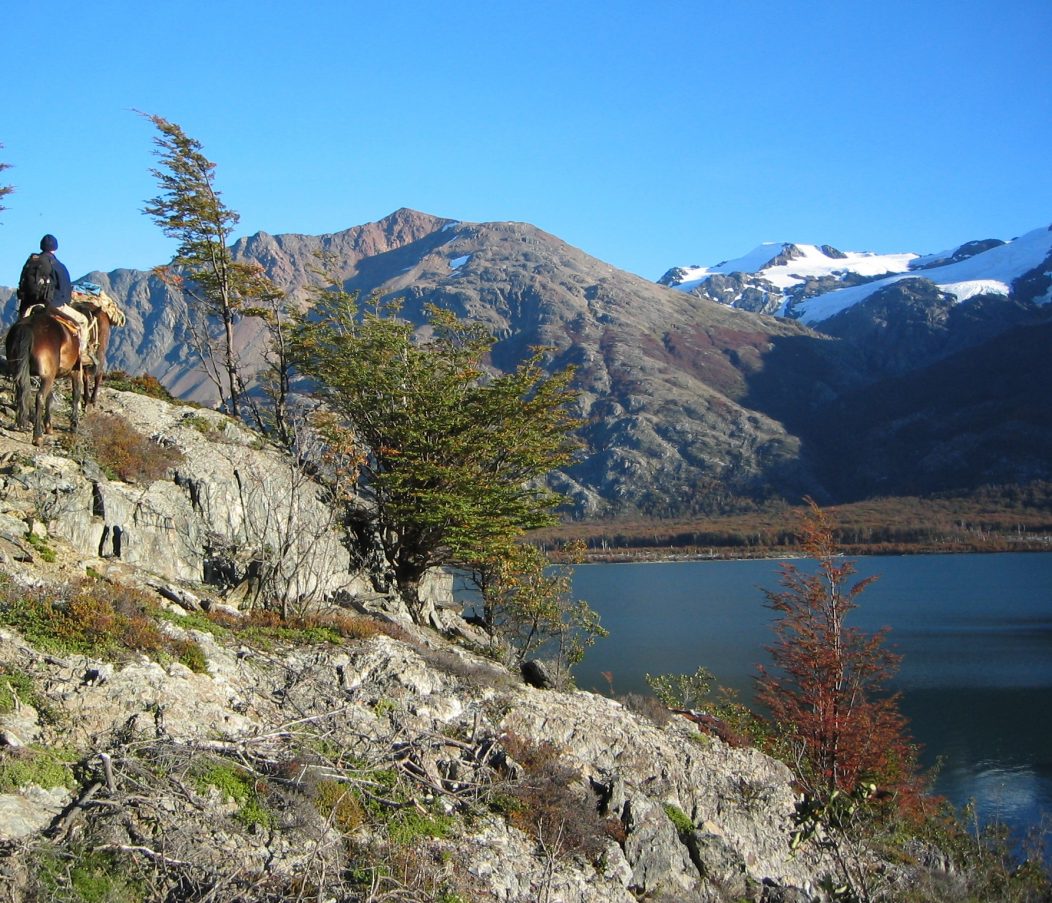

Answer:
[17,252,55,307]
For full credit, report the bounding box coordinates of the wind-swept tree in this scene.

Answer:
[290,289,580,624]
[756,500,919,804]
[141,113,281,418]
[0,143,13,214]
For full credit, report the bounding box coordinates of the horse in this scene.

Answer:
[5,307,84,445]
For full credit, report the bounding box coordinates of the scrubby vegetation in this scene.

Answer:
[642,503,1052,902]
[0,573,205,671]
[64,410,184,484]
[102,370,179,402]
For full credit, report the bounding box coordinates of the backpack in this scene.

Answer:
[17,252,55,306]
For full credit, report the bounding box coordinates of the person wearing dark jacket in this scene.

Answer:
[38,234,93,363]
[39,234,72,307]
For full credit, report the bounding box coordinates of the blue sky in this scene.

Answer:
[2,0,1050,287]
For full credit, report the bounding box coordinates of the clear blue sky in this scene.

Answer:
[2,0,1050,287]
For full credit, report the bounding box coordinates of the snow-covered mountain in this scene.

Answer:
[660,225,1052,324]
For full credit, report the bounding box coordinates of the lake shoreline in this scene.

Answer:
[572,553,1052,854]
[570,541,1052,566]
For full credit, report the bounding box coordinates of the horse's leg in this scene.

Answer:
[34,374,54,445]
[14,328,34,431]
[90,317,109,406]
[70,369,82,433]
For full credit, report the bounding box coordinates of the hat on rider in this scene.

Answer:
[40,234,58,252]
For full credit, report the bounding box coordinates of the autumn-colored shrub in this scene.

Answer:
[72,411,184,483]
[104,370,178,402]
[0,575,206,671]
[756,501,922,807]
[496,731,619,860]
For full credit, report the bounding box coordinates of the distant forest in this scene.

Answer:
[535,482,1052,561]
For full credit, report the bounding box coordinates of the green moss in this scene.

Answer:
[0,744,77,792]
[196,760,273,830]
[663,802,695,838]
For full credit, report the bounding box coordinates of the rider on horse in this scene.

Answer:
[17,234,95,366]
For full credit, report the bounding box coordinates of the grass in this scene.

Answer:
[0,744,77,793]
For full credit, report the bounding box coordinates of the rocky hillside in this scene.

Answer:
[0,384,871,902]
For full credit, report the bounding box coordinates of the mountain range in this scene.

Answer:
[3,209,1051,517]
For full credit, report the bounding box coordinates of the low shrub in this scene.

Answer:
[0,575,206,670]
[69,411,184,483]
[29,846,145,903]
[25,532,56,563]
[495,731,620,861]
[313,779,366,834]
[103,371,177,402]
[234,609,389,648]
[0,667,36,714]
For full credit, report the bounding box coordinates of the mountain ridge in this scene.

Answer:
[3,209,1050,516]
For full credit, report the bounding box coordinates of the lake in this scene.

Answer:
[570,553,1052,847]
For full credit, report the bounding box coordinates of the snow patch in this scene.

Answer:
[449,254,471,270]
[940,280,1010,302]
[670,243,915,294]
[795,225,1052,323]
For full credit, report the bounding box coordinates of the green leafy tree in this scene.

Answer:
[472,541,605,682]
[290,289,580,624]
[141,113,283,419]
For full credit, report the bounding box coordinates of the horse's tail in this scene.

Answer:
[13,321,35,426]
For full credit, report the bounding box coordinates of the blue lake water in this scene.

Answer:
[570,553,1052,846]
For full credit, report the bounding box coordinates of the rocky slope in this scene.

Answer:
[0,385,855,901]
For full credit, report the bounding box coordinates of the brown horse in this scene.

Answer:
[5,307,84,445]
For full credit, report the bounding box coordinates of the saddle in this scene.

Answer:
[20,303,98,364]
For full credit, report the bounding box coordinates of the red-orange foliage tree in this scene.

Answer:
[756,501,920,805]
